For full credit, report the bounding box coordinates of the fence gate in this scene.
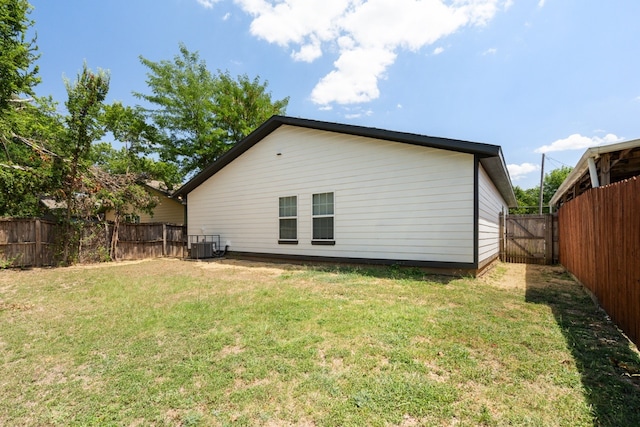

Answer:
[500,214,557,265]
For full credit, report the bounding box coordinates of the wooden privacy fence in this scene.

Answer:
[0,218,57,267]
[0,219,186,268]
[558,176,640,347]
[500,214,558,265]
[115,223,186,260]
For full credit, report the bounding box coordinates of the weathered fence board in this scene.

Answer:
[0,219,57,267]
[0,219,186,267]
[558,176,640,347]
[501,214,557,265]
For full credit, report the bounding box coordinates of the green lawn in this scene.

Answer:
[0,259,638,426]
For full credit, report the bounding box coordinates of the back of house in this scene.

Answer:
[176,116,516,274]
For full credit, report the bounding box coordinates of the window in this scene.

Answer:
[124,214,140,224]
[312,192,334,244]
[279,196,297,243]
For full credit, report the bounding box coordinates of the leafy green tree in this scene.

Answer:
[543,166,572,203]
[511,186,540,214]
[57,64,110,262]
[511,166,573,214]
[89,167,158,260]
[91,142,181,188]
[213,71,289,146]
[97,101,181,187]
[0,0,60,217]
[0,0,39,112]
[0,97,64,216]
[135,43,289,179]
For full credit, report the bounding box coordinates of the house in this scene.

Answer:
[549,138,640,209]
[174,116,517,275]
[105,180,185,225]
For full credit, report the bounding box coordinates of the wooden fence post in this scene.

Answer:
[162,223,167,257]
[544,214,553,265]
[35,218,41,267]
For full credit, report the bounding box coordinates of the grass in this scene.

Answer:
[0,259,638,426]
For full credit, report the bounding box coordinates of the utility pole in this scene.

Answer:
[538,153,545,214]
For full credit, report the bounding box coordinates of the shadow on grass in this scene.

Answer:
[525,264,640,426]
[304,263,457,284]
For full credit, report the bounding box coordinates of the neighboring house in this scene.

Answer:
[549,139,640,209]
[174,116,517,274]
[105,181,185,225]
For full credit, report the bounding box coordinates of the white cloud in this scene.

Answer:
[310,47,397,104]
[222,12,231,20]
[233,0,506,106]
[433,46,445,55]
[538,0,546,7]
[535,133,624,153]
[507,162,540,181]
[291,37,322,62]
[197,0,219,9]
[482,47,497,55]
[344,108,374,119]
[504,0,514,9]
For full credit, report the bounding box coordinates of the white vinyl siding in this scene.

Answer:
[188,125,475,263]
[478,164,508,266]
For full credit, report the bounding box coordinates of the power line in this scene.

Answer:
[544,155,573,169]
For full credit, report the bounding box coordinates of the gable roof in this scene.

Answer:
[549,138,640,207]
[174,115,517,206]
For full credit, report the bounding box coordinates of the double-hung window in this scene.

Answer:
[312,192,335,245]
[278,196,297,244]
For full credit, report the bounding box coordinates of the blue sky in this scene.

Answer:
[29,0,640,189]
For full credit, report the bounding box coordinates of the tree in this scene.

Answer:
[213,71,289,146]
[0,0,60,217]
[511,186,540,214]
[89,167,157,261]
[97,102,181,187]
[0,0,39,112]
[135,43,289,180]
[543,166,572,204]
[57,63,110,262]
[0,96,64,216]
[511,166,573,214]
[91,142,181,188]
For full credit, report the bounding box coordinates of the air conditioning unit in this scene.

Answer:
[191,242,215,259]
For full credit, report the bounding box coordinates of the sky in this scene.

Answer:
[28,0,640,189]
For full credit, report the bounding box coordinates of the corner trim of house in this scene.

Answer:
[473,155,480,269]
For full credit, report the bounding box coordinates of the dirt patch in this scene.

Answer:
[480,262,570,290]
[191,258,300,277]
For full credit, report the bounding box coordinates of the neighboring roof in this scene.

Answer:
[174,115,517,206]
[143,180,174,197]
[549,138,640,207]
[39,196,66,210]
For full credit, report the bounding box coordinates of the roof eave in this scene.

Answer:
[173,115,512,200]
[549,138,640,206]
